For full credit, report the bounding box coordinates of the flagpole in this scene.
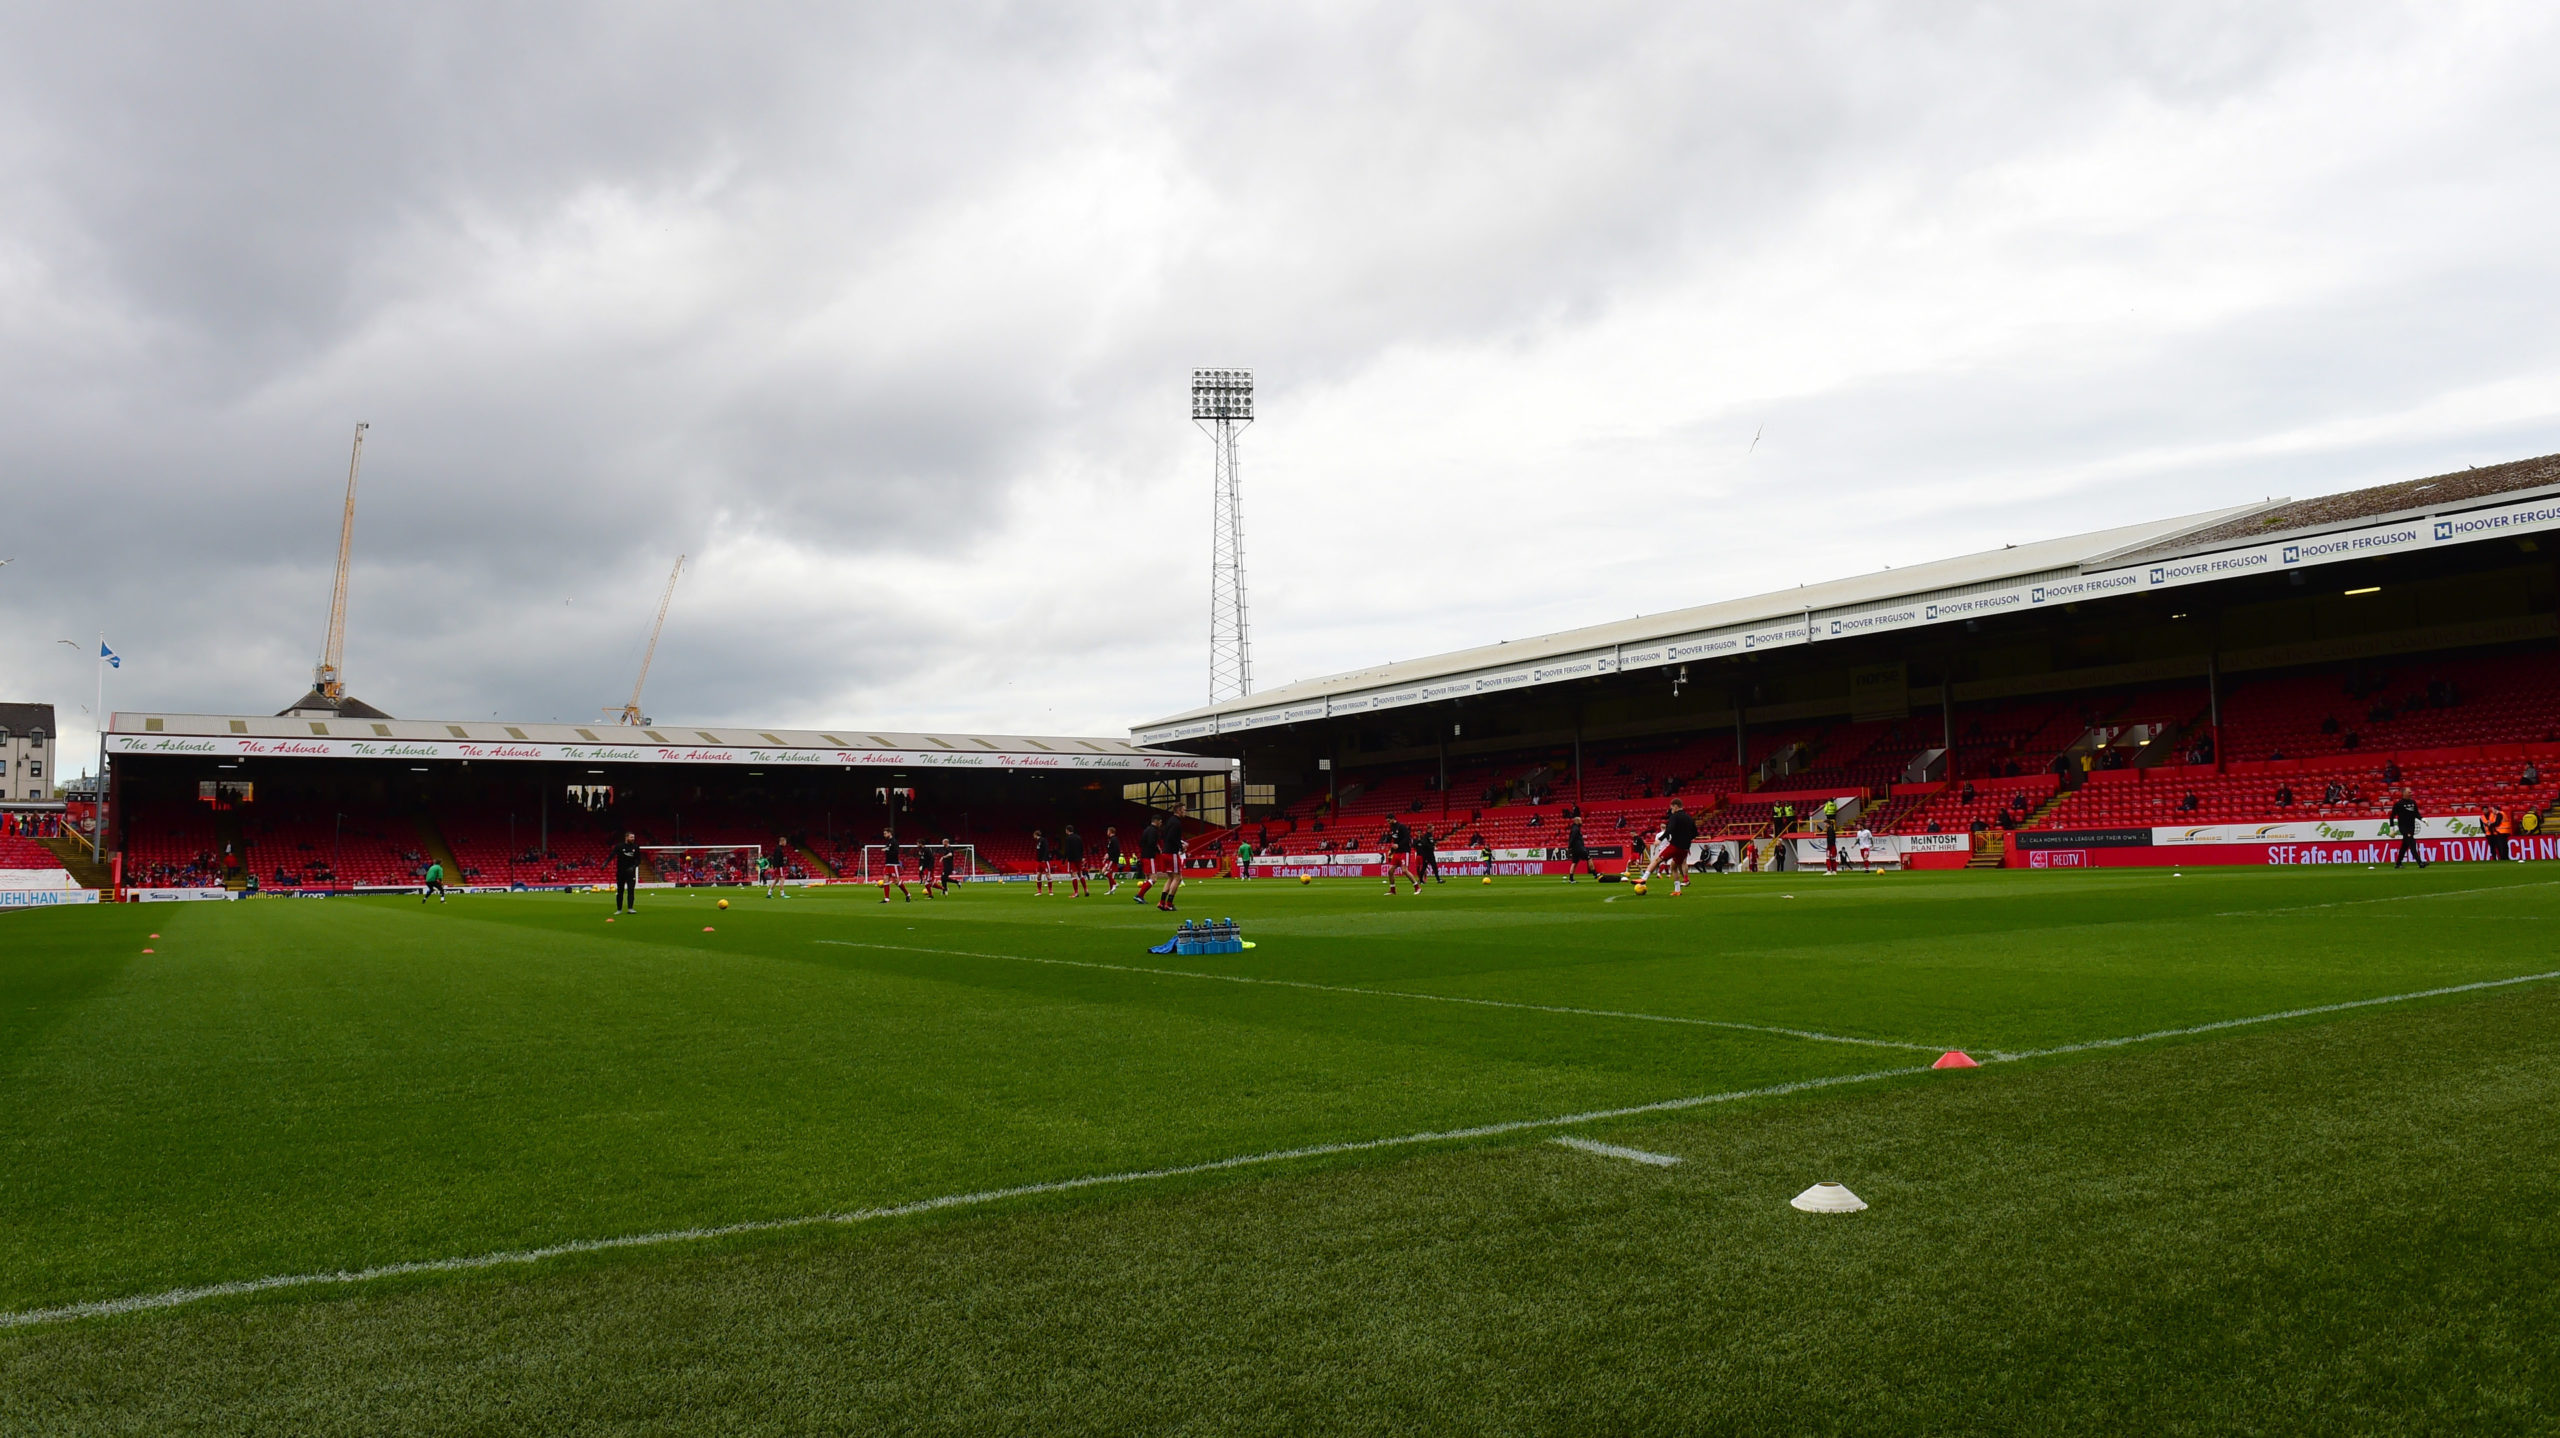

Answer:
[93,633,107,867]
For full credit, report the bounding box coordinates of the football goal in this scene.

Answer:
[859,843,979,882]
[640,844,763,886]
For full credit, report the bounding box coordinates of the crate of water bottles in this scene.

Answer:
[1174,918,1245,955]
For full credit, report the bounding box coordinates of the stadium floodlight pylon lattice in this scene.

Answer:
[1193,368,1254,704]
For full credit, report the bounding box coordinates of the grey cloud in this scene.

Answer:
[0,1,2548,750]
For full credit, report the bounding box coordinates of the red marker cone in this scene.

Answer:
[703,926,715,932]
[1933,1051,1978,1069]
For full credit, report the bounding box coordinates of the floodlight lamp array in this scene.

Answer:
[1191,368,1254,421]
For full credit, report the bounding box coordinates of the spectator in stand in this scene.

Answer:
[2275,783,2295,807]
[2383,759,2402,785]
[2320,715,2341,735]
[2523,761,2541,787]
[2179,791,2199,812]
[1960,781,1977,804]
[2342,730,2361,751]
[2323,781,2345,805]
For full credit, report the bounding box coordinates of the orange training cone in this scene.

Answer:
[1933,1051,1978,1069]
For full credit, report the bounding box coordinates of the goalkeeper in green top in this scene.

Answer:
[422,861,447,904]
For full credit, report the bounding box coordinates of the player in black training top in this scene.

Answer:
[1060,825,1089,898]
[877,828,912,904]
[613,831,642,913]
[1562,817,1595,883]
[1032,828,1055,897]
[1661,800,1699,894]
[1417,827,1441,883]
[2389,791,2427,869]
[1155,814,1186,911]
[1103,825,1123,894]
[1133,820,1161,903]
[1382,818,1419,897]
[938,841,959,892]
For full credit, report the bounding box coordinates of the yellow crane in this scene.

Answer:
[311,423,368,704]
[609,555,685,726]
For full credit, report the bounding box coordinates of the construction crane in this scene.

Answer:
[311,423,368,704]
[609,554,685,726]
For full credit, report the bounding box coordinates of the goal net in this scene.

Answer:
[641,844,763,886]
[859,843,978,882]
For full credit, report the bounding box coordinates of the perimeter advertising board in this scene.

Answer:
[2010,816,2510,868]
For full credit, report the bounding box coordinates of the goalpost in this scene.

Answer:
[640,844,763,886]
[859,843,979,882]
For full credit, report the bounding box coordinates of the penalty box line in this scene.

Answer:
[11,964,2558,1331]
[812,939,1946,1054]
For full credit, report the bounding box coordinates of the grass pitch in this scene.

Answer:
[4,866,2557,1433]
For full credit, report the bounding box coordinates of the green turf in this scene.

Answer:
[3,866,2557,1432]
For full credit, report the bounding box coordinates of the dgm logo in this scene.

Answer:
[2283,545,2299,564]
[2435,521,2454,541]
[2149,568,2165,585]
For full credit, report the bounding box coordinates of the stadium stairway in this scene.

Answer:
[1967,786,2075,867]
[210,805,249,890]
[41,834,109,889]
[415,817,462,887]
[791,839,838,878]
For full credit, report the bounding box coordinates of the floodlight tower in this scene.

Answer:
[1192,368,1254,703]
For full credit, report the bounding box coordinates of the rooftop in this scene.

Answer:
[1137,449,2560,742]
[107,713,1221,771]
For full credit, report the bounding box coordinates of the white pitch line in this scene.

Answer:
[0,1064,1915,1331]
[1984,969,2560,1061]
[15,963,2557,1332]
[814,939,1945,1054]
[2215,878,2560,917]
[1552,1135,1682,1167]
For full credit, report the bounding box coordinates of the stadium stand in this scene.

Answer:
[119,799,226,888]
[0,833,62,871]
[238,802,429,890]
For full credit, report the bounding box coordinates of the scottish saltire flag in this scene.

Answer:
[100,642,119,669]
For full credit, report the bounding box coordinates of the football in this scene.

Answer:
[716,898,729,910]
[1632,881,1647,896]
[1299,874,1312,885]
[1481,876,1492,885]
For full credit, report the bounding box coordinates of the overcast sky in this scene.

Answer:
[6,2,2559,771]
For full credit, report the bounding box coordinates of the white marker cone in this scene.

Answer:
[1790,1182,1867,1213]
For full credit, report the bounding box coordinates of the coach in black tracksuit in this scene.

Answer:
[613,831,642,912]
[2389,793,2426,869]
